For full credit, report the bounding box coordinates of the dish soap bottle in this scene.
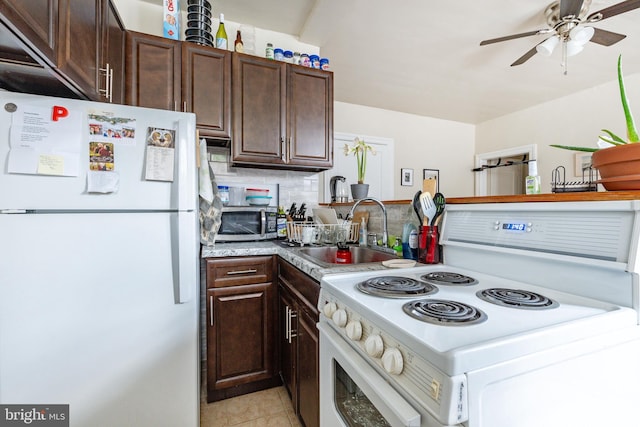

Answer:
[393,238,403,257]
[525,160,541,194]
[215,14,228,50]
[277,206,287,239]
[359,217,367,247]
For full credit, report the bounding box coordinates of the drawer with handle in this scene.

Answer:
[206,256,275,288]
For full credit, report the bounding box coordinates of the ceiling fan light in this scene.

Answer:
[566,40,585,57]
[570,26,595,44]
[536,36,559,56]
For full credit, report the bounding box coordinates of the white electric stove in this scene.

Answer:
[318,200,640,427]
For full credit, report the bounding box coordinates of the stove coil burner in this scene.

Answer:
[403,299,487,326]
[477,288,559,310]
[420,271,478,286]
[357,276,438,298]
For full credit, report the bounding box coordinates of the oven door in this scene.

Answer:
[319,322,421,427]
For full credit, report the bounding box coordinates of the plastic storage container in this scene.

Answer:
[217,185,229,205]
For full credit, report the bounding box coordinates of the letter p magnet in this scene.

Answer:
[52,105,69,121]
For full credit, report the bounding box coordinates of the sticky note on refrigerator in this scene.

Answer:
[37,154,65,175]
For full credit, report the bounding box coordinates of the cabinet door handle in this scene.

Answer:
[226,269,258,275]
[289,310,297,342]
[98,66,109,98]
[281,137,286,162]
[209,295,214,326]
[285,306,290,341]
[108,65,114,103]
[183,101,187,112]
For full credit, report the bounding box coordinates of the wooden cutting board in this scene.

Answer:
[352,211,369,227]
[423,178,437,195]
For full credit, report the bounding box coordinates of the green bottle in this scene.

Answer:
[215,14,228,50]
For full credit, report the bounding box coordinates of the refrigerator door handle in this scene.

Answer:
[174,117,197,212]
[173,211,198,304]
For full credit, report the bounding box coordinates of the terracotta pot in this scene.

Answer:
[591,143,640,190]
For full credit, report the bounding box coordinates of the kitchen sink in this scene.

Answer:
[294,245,398,265]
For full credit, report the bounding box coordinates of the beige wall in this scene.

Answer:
[476,74,640,193]
[334,102,475,198]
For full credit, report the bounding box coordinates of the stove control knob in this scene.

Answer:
[332,309,348,328]
[381,348,404,375]
[364,334,384,358]
[345,320,362,341]
[323,302,337,319]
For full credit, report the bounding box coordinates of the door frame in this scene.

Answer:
[474,144,537,196]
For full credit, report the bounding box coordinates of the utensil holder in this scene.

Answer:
[418,225,440,264]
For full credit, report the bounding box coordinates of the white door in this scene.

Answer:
[321,133,394,203]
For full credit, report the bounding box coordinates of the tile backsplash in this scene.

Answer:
[207,146,322,212]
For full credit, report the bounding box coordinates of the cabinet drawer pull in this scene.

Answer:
[209,295,214,326]
[226,269,258,275]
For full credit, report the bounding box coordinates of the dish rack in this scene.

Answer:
[286,222,360,245]
[551,165,598,193]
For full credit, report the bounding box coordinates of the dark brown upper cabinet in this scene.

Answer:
[231,53,333,171]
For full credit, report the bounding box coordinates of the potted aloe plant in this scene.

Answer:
[551,55,640,190]
[344,137,376,199]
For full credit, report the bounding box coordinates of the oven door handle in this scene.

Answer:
[319,323,421,427]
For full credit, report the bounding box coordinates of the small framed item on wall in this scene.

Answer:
[423,169,440,193]
[401,168,414,186]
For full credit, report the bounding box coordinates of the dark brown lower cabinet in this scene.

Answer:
[205,256,281,402]
[278,258,319,427]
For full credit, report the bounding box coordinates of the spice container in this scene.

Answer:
[309,54,320,69]
[293,52,301,65]
[265,43,274,59]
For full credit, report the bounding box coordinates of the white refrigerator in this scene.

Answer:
[0,91,200,426]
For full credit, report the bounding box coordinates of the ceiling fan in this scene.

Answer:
[480,0,640,68]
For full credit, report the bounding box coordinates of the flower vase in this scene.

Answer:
[591,144,640,190]
[350,183,369,200]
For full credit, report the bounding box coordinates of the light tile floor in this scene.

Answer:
[200,386,303,427]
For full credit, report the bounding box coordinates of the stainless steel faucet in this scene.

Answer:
[347,197,389,248]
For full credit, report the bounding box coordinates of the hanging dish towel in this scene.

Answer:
[198,139,222,246]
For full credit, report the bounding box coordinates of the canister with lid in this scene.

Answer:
[274,48,284,61]
[309,55,320,69]
[284,50,293,63]
[320,58,330,70]
[217,185,229,205]
[300,54,311,67]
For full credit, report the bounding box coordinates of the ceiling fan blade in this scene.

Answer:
[511,45,539,67]
[587,0,640,21]
[560,0,584,17]
[590,27,627,46]
[480,29,550,46]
